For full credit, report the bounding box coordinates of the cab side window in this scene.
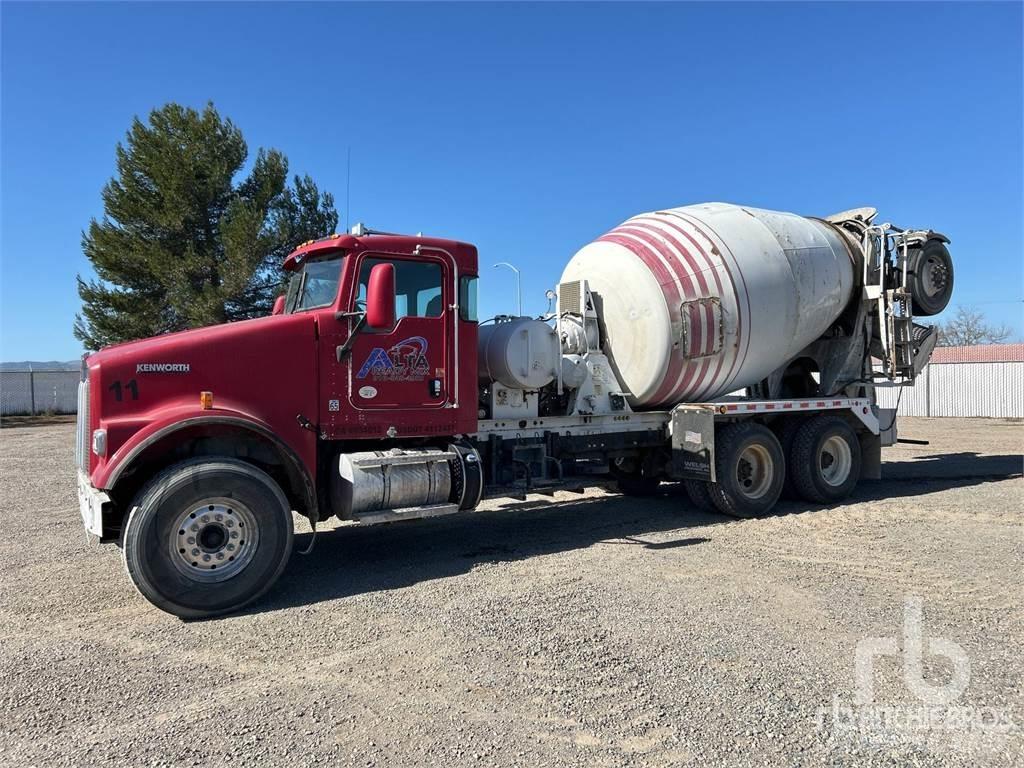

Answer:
[356,257,444,319]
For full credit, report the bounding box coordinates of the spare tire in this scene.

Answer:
[908,240,954,316]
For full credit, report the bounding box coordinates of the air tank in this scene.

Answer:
[559,203,856,407]
[479,318,560,390]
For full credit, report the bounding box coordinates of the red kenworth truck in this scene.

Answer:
[75,203,953,618]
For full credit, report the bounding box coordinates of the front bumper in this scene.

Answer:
[78,470,110,538]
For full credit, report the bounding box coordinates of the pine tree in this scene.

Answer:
[74,103,338,349]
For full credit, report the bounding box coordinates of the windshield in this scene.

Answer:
[284,255,344,313]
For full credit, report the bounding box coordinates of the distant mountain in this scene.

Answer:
[0,360,80,372]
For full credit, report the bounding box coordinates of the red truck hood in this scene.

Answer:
[87,314,291,368]
[84,310,321,492]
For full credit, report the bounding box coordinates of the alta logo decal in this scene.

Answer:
[356,336,430,381]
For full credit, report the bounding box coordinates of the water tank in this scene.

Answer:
[478,318,560,390]
[559,203,856,406]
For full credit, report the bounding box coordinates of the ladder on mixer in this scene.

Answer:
[862,225,937,383]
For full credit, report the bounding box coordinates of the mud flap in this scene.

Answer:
[860,431,882,480]
[669,405,716,482]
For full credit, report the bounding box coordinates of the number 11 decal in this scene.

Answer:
[109,379,139,402]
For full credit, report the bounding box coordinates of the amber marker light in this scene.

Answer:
[200,391,214,410]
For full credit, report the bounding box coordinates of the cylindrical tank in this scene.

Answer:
[559,203,856,406]
[332,449,452,519]
[478,318,560,390]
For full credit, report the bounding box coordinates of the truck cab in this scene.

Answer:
[76,230,480,617]
[280,229,479,440]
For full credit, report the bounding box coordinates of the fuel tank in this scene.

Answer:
[559,203,856,406]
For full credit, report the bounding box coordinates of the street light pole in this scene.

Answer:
[492,262,522,317]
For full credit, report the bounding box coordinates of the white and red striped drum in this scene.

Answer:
[560,203,856,407]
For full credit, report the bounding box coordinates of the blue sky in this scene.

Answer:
[2,1,1021,361]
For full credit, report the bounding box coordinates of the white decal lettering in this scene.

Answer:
[136,363,190,374]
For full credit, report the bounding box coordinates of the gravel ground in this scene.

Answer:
[0,418,1021,767]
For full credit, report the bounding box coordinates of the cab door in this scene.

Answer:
[345,253,451,413]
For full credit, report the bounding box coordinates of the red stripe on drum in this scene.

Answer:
[595,233,690,404]
[634,216,731,400]
[664,210,752,398]
[613,225,706,403]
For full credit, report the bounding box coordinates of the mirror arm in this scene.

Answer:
[335,313,368,363]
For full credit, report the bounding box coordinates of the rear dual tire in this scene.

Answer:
[773,416,808,500]
[789,415,862,504]
[122,458,294,620]
[683,478,716,511]
[706,422,785,519]
[687,416,862,518]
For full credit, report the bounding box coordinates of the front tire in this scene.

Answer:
[708,422,785,519]
[122,458,294,619]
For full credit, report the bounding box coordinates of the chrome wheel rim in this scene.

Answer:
[819,435,853,487]
[169,498,259,583]
[736,444,773,500]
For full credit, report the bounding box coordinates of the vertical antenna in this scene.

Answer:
[345,146,351,233]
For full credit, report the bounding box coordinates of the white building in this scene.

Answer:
[876,344,1024,418]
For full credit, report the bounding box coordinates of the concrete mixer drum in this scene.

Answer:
[559,203,859,407]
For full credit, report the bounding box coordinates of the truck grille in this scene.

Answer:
[75,378,90,470]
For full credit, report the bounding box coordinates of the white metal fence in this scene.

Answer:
[876,361,1024,418]
[0,370,80,415]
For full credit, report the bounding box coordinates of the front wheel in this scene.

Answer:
[122,458,294,619]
